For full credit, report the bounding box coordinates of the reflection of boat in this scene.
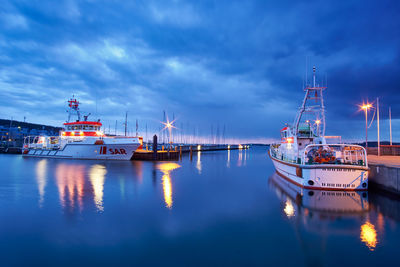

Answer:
[269,67,368,190]
[54,162,107,213]
[23,97,142,160]
[269,172,369,216]
[269,172,378,254]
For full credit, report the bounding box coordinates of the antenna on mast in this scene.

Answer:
[124,111,128,136]
[313,66,316,87]
[136,119,138,137]
[305,56,308,86]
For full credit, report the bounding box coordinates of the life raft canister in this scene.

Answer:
[94,139,104,145]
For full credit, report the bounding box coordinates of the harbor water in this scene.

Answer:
[0,147,399,266]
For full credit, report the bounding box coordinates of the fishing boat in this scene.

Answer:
[22,97,142,160]
[269,67,369,190]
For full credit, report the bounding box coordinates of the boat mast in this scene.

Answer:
[293,66,326,137]
[67,96,81,122]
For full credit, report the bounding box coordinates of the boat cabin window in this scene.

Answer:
[83,125,88,130]
[77,125,82,130]
[67,126,71,130]
[89,126,94,130]
[281,131,287,138]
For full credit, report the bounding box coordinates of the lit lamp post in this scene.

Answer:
[166,122,172,144]
[161,118,176,147]
[361,103,372,149]
[315,119,321,136]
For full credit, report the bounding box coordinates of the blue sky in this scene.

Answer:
[0,0,399,143]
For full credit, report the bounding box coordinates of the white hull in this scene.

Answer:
[23,143,140,161]
[269,151,369,191]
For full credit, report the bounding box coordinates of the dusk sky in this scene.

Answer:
[0,0,399,143]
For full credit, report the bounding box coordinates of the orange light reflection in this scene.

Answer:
[56,164,85,211]
[157,163,181,209]
[361,221,378,251]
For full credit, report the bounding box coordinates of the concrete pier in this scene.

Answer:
[368,155,400,195]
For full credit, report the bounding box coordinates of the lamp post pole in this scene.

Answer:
[389,106,392,146]
[361,103,371,149]
[364,107,368,149]
[377,98,380,156]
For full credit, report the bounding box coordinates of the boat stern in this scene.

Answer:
[302,166,369,190]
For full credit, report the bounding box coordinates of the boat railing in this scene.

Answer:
[24,136,61,150]
[302,144,368,167]
[270,144,302,164]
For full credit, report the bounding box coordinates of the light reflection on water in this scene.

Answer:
[89,164,107,212]
[227,149,230,168]
[56,163,85,211]
[361,221,378,251]
[157,162,181,209]
[35,159,47,208]
[284,199,295,218]
[0,148,400,265]
[196,151,202,174]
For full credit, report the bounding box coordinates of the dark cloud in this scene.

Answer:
[0,0,399,142]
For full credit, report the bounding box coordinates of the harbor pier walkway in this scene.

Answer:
[368,155,400,195]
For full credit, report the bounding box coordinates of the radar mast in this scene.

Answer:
[67,96,81,122]
[293,66,326,137]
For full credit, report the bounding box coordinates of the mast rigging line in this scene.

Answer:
[367,107,376,129]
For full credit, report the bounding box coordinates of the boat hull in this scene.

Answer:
[22,143,140,161]
[269,151,369,191]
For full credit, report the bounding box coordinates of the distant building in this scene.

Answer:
[0,119,62,148]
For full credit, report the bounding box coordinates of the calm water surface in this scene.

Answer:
[0,147,399,266]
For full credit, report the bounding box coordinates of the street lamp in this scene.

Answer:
[361,103,372,149]
[161,119,176,146]
[315,119,321,136]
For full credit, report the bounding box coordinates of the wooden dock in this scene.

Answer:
[131,144,248,161]
[131,149,179,161]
